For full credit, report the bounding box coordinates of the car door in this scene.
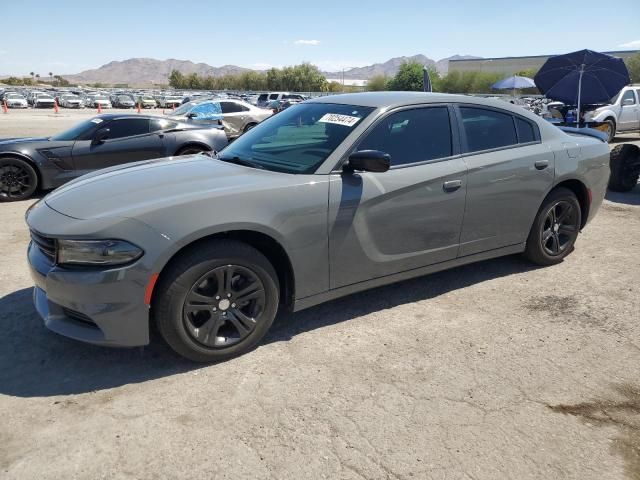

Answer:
[328,105,468,289]
[618,90,639,131]
[455,105,555,256]
[220,101,249,137]
[71,118,165,173]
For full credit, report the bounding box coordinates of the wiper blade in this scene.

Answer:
[216,155,265,170]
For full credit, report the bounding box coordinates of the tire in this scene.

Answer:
[243,123,257,133]
[608,144,640,193]
[0,157,38,202]
[602,119,616,143]
[176,145,208,156]
[153,240,280,362]
[523,187,581,266]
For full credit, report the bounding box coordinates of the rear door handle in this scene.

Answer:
[443,180,462,192]
[535,160,549,170]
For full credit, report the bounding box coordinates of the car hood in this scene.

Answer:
[44,155,289,220]
[0,136,49,146]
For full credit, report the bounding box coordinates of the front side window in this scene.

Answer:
[621,90,636,105]
[219,103,374,174]
[104,119,150,139]
[460,107,518,152]
[192,102,222,118]
[358,107,452,166]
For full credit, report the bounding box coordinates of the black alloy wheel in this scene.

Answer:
[154,239,280,362]
[524,187,581,266]
[540,200,579,256]
[0,158,38,201]
[183,265,266,348]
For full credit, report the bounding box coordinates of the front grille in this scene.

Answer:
[30,230,56,262]
[62,308,97,326]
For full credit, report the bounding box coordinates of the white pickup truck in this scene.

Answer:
[585,85,640,142]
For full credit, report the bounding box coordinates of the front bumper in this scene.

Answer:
[28,241,151,347]
[25,203,169,347]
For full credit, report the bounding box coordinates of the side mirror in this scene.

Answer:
[186,112,198,119]
[622,98,635,106]
[344,150,391,173]
[92,128,110,145]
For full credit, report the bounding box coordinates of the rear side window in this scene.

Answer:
[221,102,244,114]
[150,118,178,131]
[106,119,150,139]
[460,107,517,152]
[515,117,536,143]
[358,107,452,166]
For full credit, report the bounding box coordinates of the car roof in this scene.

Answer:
[309,91,547,116]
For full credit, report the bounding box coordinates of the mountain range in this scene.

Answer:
[61,54,481,86]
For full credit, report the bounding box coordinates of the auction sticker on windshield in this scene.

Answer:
[90,118,104,124]
[318,113,360,127]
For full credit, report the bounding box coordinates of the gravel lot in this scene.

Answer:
[1,109,639,480]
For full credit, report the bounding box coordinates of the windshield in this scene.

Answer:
[51,118,104,141]
[218,103,374,174]
[118,95,132,101]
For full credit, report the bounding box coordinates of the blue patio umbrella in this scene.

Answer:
[534,49,630,125]
[491,75,536,90]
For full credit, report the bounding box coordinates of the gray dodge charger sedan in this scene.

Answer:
[26,92,610,362]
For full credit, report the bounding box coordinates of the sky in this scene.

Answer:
[1,0,639,76]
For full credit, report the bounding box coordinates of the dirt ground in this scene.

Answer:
[1,110,639,480]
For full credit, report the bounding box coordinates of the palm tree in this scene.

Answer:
[29,71,34,80]
[49,72,53,82]
[35,74,40,84]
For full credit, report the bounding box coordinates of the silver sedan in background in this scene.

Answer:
[168,98,273,138]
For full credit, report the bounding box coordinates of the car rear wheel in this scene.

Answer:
[176,146,208,156]
[244,123,257,133]
[154,240,280,362]
[523,187,581,266]
[0,157,38,202]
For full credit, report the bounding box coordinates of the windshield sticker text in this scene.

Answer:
[318,113,360,127]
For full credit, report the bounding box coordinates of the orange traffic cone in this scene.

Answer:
[97,103,102,114]
[2,101,7,114]
[54,99,59,114]
[137,103,141,114]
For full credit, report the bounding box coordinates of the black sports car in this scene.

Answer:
[0,114,228,201]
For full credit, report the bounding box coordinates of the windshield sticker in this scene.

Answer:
[90,118,103,124]
[318,113,360,127]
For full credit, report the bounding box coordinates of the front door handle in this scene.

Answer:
[535,160,549,170]
[443,180,462,192]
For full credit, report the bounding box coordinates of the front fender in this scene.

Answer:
[590,108,618,123]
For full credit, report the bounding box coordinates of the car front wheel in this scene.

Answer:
[154,240,280,362]
[523,187,581,266]
[0,157,38,202]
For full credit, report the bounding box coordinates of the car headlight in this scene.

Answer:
[57,239,143,266]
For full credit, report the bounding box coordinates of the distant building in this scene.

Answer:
[449,50,640,75]
[325,78,368,88]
